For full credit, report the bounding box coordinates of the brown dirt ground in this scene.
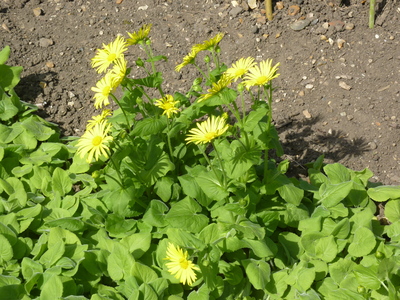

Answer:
[1,0,399,185]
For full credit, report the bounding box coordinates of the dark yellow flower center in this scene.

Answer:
[205,132,218,142]
[179,258,189,269]
[255,75,269,85]
[102,86,111,96]
[107,53,116,62]
[92,136,103,146]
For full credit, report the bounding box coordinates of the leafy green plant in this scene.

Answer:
[1,24,400,300]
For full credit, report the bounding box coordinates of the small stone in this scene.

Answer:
[347,115,354,120]
[230,6,243,17]
[337,38,345,49]
[322,22,329,29]
[33,7,43,17]
[303,110,312,119]
[339,81,351,90]
[45,61,55,68]
[290,19,311,31]
[39,38,53,47]
[68,91,75,99]
[340,112,347,117]
[276,2,284,10]
[328,38,334,45]
[305,84,314,89]
[288,5,300,16]
[369,142,377,150]
[138,5,148,10]
[345,23,354,30]
[248,0,257,9]
[1,23,10,32]
[320,35,328,41]
[298,90,305,97]
[67,101,74,107]
[116,0,124,4]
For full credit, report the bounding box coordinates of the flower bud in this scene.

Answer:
[237,83,245,93]
[193,77,203,86]
[135,58,144,67]
[91,170,101,179]
[204,55,210,63]
[193,85,202,92]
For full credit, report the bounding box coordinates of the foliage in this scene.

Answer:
[1,27,400,300]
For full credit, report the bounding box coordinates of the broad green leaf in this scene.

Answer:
[0,46,10,64]
[278,232,301,259]
[40,274,63,300]
[242,238,275,259]
[131,262,158,284]
[383,200,400,223]
[20,115,55,141]
[242,259,271,290]
[12,130,37,150]
[0,62,22,91]
[178,174,210,207]
[243,106,269,132]
[131,117,167,137]
[138,283,158,300]
[367,185,400,202]
[143,200,169,227]
[154,176,174,202]
[45,217,85,232]
[130,72,163,88]
[21,257,43,281]
[0,234,13,262]
[318,181,353,207]
[353,264,381,290]
[330,218,351,239]
[195,169,229,201]
[39,240,65,268]
[52,167,72,197]
[314,235,338,262]
[323,163,351,184]
[0,222,17,245]
[277,183,304,206]
[121,232,151,259]
[348,227,376,257]
[48,227,81,247]
[107,243,135,281]
[166,197,209,233]
[225,139,261,179]
[11,164,33,177]
[166,228,205,251]
[188,283,210,300]
[138,150,174,186]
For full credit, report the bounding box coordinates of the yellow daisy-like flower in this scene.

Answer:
[225,57,256,82]
[165,243,200,286]
[91,73,118,109]
[242,59,280,88]
[76,121,113,163]
[87,109,112,130]
[127,24,152,45]
[192,32,224,53]
[110,57,127,87]
[186,115,229,145]
[91,35,128,73]
[175,49,198,72]
[154,94,180,118]
[197,74,232,103]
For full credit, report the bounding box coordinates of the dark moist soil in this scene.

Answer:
[1,0,399,185]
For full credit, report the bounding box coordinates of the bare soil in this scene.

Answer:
[1,0,399,185]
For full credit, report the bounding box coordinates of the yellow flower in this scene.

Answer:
[242,59,280,88]
[76,121,113,163]
[192,32,224,52]
[91,35,128,73]
[87,109,112,130]
[165,243,200,286]
[186,115,229,145]
[197,74,232,103]
[127,24,152,45]
[175,49,198,72]
[91,73,118,109]
[110,58,127,87]
[154,95,180,118]
[225,57,256,82]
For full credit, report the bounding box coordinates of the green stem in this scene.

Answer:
[369,0,376,29]
[211,141,227,188]
[110,93,131,129]
[166,119,175,163]
[193,63,209,82]
[107,156,124,188]
[262,84,274,185]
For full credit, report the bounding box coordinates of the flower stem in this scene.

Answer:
[111,93,131,129]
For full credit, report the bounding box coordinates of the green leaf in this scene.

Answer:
[132,117,167,137]
[39,240,65,268]
[278,232,301,260]
[131,262,158,284]
[367,185,400,202]
[353,264,381,290]
[318,181,353,207]
[323,163,351,184]
[188,283,210,300]
[0,91,20,121]
[242,259,271,290]
[107,243,135,281]
[45,217,85,232]
[314,235,338,262]
[138,150,174,186]
[130,72,163,88]
[143,200,169,227]
[154,176,174,202]
[0,64,23,91]
[121,232,151,259]
[0,46,10,64]
[348,227,376,257]
[138,283,158,300]
[20,115,56,141]
[195,169,229,201]
[52,167,72,197]
[0,234,13,262]
[178,173,211,207]
[40,274,63,300]
[243,106,269,132]
[384,200,400,223]
[225,139,261,179]
[21,257,44,281]
[277,183,304,206]
[166,197,209,233]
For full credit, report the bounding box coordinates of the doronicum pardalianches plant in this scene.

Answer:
[1,25,400,300]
